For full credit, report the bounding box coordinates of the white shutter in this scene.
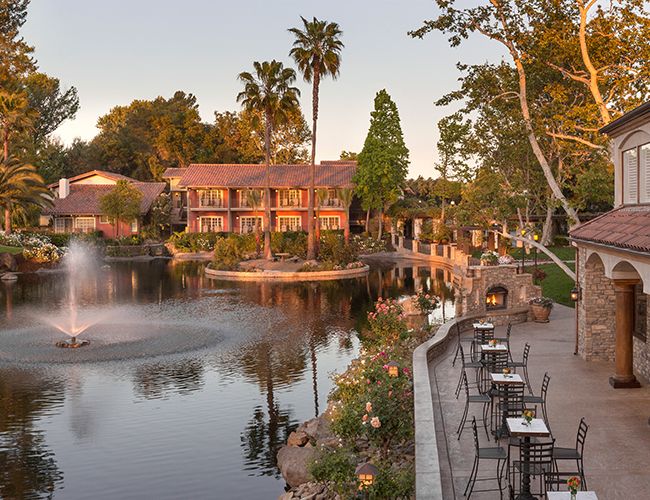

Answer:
[624,148,638,204]
[641,144,650,203]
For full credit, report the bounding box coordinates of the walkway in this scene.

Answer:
[430,305,650,499]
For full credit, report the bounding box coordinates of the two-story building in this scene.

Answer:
[571,102,650,388]
[163,161,356,234]
[42,170,166,236]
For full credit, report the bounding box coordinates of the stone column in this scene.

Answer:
[609,280,641,388]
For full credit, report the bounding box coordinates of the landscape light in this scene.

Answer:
[387,360,400,377]
[355,462,378,490]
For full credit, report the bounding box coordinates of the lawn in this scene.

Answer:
[510,245,575,262]
[526,262,576,308]
[0,245,22,255]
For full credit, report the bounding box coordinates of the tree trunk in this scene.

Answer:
[494,9,581,228]
[315,204,321,253]
[365,209,370,234]
[344,207,350,245]
[4,208,10,235]
[307,68,321,260]
[541,197,554,246]
[264,114,273,260]
[3,130,9,234]
[377,207,383,241]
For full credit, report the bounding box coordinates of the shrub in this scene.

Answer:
[211,234,256,270]
[350,234,390,254]
[364,298,408,347]
[309,448,356,496]
[529,296,554,309]
[498,254,515,265]
[168,231,225,252]
[365,462,415,499]
[433,223,453,243]
[480,250,498,265]
[411,289,438,314]
[271,231,307,258]
[106,235,143,246]
[320,231,358,266]
[22,242,62,263]
[418,219,435,243]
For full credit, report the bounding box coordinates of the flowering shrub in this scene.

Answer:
[365,298,408,347]
[351,234,391,254]
[0,231,63,263]
[498,254,515,265]
[411,289,438,314]
[480,250,498,265]
[22,242,62,263]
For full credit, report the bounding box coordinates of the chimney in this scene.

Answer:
[59,178,70,199]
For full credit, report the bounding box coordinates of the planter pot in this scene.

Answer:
[530,304,551,323]
[480,259,497,267]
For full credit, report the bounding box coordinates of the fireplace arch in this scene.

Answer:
[486,285,508,310]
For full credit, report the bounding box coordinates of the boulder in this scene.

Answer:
[297,416,333,442]
[277,445,317,488]
[0,253,17,273]
[287,430,309,447]
[278,492,294,500]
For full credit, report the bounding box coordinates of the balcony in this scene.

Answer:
[278,199,302,208]
[320,198,343,208]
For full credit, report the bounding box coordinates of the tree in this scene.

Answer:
[435,113,471,221]
[244,188,263,255]
[355,90,409,240]
[289,16,344,260]
[99,180,143,238]
[0,90,34,161]
[337,187,354,244]
[315,188,329,248]
[0,0,35,85]
[0,156,50,233]
[339,151,357,161]
[237,60,301,260]
[147,193,172,238]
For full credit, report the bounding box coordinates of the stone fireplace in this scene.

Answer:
[486,286,508,310]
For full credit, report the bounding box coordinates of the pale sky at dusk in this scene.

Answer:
[23,0,503,178]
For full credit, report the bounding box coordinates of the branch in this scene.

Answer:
[546,131,606,150]
[488,91,519,104]
[546,62,590,85]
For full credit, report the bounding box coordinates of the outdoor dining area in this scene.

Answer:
[450,319,592,500]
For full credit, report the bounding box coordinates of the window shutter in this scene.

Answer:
[624,148,638,204]
[641,144,650,203]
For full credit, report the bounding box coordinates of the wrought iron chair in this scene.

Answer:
[471,327,495,361]
[510,439,555,499]
[495,381,526,440]
[550,417,589,491]
[508,343,532,393]
[494,323,513,361]
[523,373,551,433]
[452,322,474,367]
[455,343,483,399]
[457,371,491,441]
[464,417,507,499]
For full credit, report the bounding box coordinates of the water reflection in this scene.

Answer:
[0,258,456,498]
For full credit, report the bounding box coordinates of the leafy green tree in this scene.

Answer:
[99,180,143,238]
[289,16,344,260]
[237,60,301,260]
[355,90,409,240]
[0,0,35,85]
[0,90,34,161]
[0,156,50,233]
[147,193,172,238]
[339,151,357,161]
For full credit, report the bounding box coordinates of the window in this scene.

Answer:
[319,216,340,230]
[99,215,110,224]
[74,217,96,233]
[54,217,73,233]
[321,189,341,207]
[130,219,138,233]
[200,216,224,233]
[623,143,650,205]
[198,189,224,207]
[239,189,264,208]
[279,189,301,207]
[278,216,302,232]
[240,216,263,234]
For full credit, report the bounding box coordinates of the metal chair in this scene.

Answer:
[510,439,555,499]
[452,322,474,367]
[523,373,551,433]
[471,327,495,361]
[464,417,507,499]
[455,343,483,398]
[551,417,589,490]
[494,323,512,361]
[457,371,491,441]
[508,343,532,393]
[480,350,510,394]
[495,382,526,440]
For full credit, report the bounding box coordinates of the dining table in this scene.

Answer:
[507,417,551,500]
[546,493,598,499]
[490,373,524,438]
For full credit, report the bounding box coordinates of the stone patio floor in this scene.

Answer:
[430,304,650,499]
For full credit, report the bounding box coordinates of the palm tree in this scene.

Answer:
[0,157,52,233]
[289,17,344,260]
[244,188,263,256]
[0,91,35,162]
[315,188,329,248]
[337,188,354,245]
[238,61,301,260]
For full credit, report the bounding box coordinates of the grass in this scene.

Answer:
[526,262,576,308]
[0,245,22,255]
[510,245,575,262]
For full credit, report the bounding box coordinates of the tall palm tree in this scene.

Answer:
[315,188,329,248]
[289,17,344,260]
[237,61,301,260]
[0,157,52,233]
[244,188,263,256]
[337,187,354,245]
[0,91,35,162]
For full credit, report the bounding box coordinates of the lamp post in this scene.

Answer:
[520,229,526,272]
[570,286,580,302]
[533,233,539,272]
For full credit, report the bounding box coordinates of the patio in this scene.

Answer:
[430,304,650,499]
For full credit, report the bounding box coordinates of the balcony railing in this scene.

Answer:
[279,199,302,208]
[198,198,226,208]
[320,199,343,208]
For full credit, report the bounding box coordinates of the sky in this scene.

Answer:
[22,0,504,178]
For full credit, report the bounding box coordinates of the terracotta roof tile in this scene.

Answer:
[570,206,650,253]
[44,182,166,216]
[176,163,356,188]
[162,168,186,179]
[47,170,135,188]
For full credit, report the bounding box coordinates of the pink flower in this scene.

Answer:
[371,417,381,428]
[403,367,410,375]
[388,390,393,397]
[366,379,371,384]
[365,402,372,412]
[376,380,382,386]
[362,413,369,422]
[383,364,389,370]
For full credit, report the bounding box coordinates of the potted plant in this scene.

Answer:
[480,250,498,266]
[529,297,553,322]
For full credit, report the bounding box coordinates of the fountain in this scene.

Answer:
[52,242,98,348]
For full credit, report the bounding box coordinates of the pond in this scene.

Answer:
[0,256,455,499]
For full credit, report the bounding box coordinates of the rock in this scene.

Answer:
[0,253,17,272]
[277,446,317,488]
[278,492,294,500]
[1,272,18,281]
[297,416,333,442]
[287,430,309,447]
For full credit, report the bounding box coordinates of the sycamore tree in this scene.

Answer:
[99,180,142,238]
[355,90,409,240]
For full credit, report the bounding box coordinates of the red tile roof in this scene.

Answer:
[47,170,135,188]
[44,182,166,216]
[570,206,650,253]
[161,168,186,179]
[174,163,356,188]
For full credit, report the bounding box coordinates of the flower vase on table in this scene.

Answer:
[502,367,511,379]
[567,476,581,499]
[522,409,534,426]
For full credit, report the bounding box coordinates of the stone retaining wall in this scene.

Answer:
[205,265,369,281]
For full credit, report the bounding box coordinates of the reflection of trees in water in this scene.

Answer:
[132,359,205,399]
[0,372,65,499]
